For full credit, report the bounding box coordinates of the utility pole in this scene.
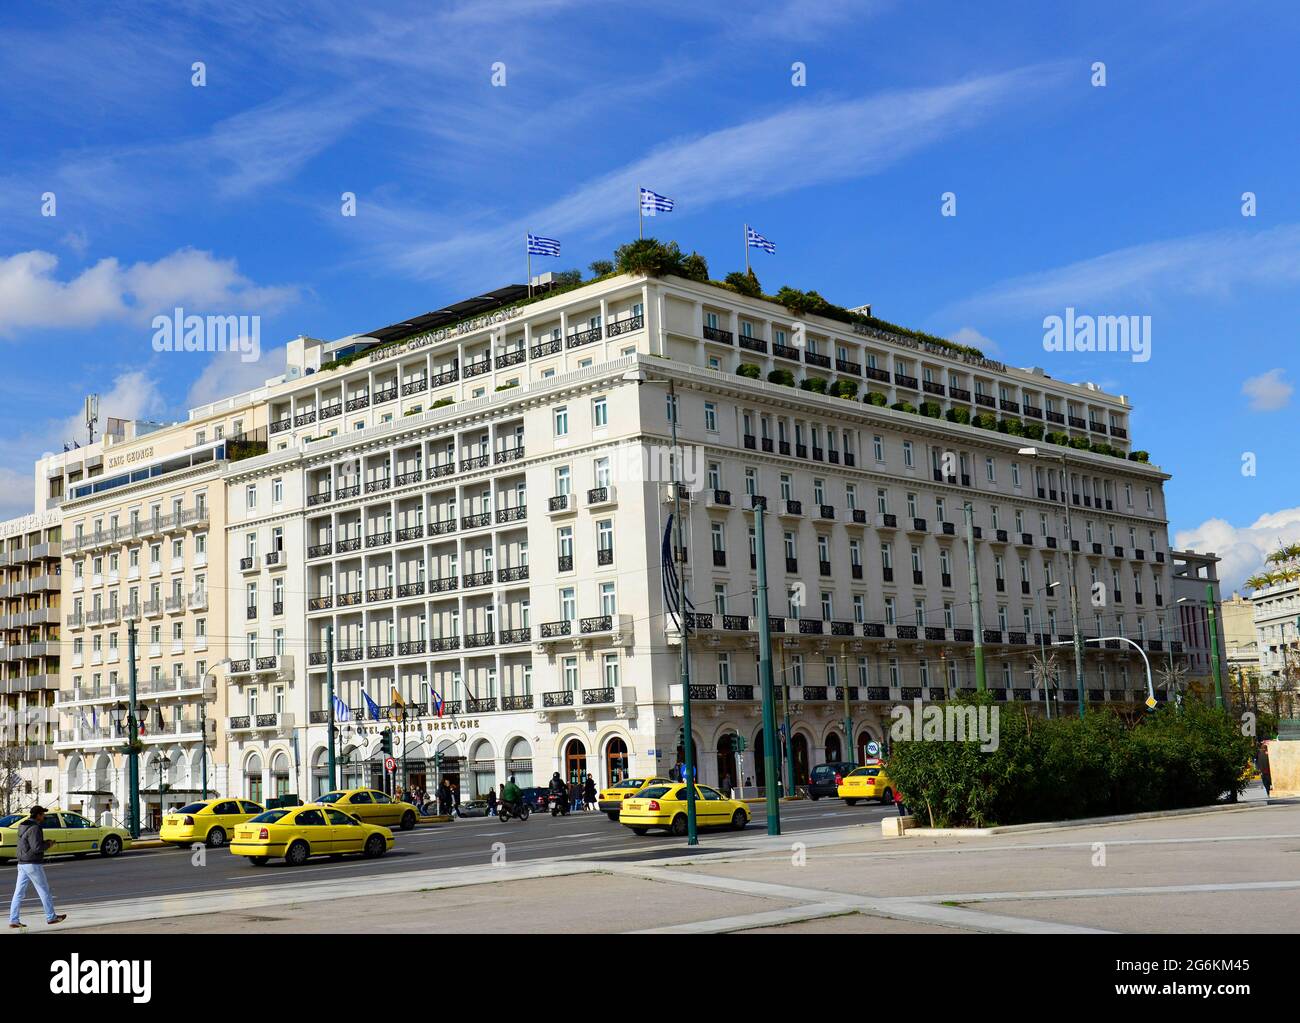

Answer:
[754,503,781,834]
[963,503,986,691]
[1207,583,1224,709]
[125,620,141,839]
[667,377,698,846]
[1060,459,1086,717]
[840,649,853,763]
[326,625,337,789]
[780,645,793,795]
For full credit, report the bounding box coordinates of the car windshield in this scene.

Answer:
[316,792,344,803]
[637,786,673,799]
[614,779,645,789]
[177,802,209,814]
[850,767,881,777]
[248,809,291,824]
[0,814,25,828]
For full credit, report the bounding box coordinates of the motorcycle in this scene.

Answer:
[549,790,570,816]
[498,801,529,822]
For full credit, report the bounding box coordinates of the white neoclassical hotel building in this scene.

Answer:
[26,268,1189,817]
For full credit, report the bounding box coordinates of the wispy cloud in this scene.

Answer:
[1242,368,1293,412]
[355,63,1070,284]
[947,223,1300,317]
[1176,506,1300,594]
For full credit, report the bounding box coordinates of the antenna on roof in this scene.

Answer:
[84,394,100,446]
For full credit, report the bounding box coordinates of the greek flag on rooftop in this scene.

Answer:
[640,188,675,215]
[527,233,561,256]
[660,513,695,633]
[746,226,776,253]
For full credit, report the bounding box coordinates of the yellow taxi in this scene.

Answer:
[0,810,130,861]
[619,783,750,836]
[597,776,672,821]
[837,761,895,805]
[311,788,419,830]
[229,805,394,866]
[160,798,264,848]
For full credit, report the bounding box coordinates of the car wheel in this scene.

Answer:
[285,841,310,866]
[520,806,530,821]
[879,788,893,805]
[364,834,386,859]
[249,856,268,866]
[631,827,648,836]
[844,798,858,806]
[670,814,687,837]
[206,827,227,849]
[731,810,747,831]
[100,834,123,857]
[809,791,820,801]
[606,812,619,822]
[400,810,416,831]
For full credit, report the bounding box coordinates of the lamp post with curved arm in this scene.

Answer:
[1054,636,1155,709]
[200,658,232,801]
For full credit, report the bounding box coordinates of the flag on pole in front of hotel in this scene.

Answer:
[362,687,380,722]
[526,233,561,256]
[660,513,695,634]
[431,689,445,718]
[746,225,776,253]
[640,188,675,215]
[332,693,350,723]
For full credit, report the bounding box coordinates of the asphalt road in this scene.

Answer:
[7,798,894,906]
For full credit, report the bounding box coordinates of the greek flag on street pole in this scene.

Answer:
[640,188,675,215]
[660,513,695,633]
[746,226,776,253]
[526,233,561,256]
[332,693,350,723]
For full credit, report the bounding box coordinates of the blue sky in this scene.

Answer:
[1,0,1296,589]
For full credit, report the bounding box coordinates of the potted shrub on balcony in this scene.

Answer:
[865,391,888,407]
[800,376,828,394]
[1128,450,1151,463]
[831,379,859,400]
[891,400,917,414]
[945,406,972,425]
[736,363,762,379]
[767,368,796,387]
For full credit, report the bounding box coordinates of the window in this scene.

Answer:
[272,478,283,504]
[873,435,884,462]
[704,402,717,432]
[985,457,996,483]
[592,396,608,428]
[1011,462,1021,488]
[553,406,569,437]
[245,484,257,509]
[902,441,914,468]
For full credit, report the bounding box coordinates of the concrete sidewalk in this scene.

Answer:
[28,801,1300,934]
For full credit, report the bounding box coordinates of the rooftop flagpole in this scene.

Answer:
[639,187,643,240]
[744,223,749,275]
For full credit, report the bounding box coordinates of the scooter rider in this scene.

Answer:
[500,775,523,817]
[548,771,568,814]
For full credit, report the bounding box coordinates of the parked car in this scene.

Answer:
[807,761,859,800]
[457,800,491,818]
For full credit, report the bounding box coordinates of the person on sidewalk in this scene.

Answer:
[1257,741,1272,797]
[583,775,597,811]
[486,786,497,816]
[894,787,908,817]
[9,806,66,929]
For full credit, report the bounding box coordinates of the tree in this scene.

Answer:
[0,745,21,815]
[723,269,762,298]
[613,237,687,277]
[678,251,709,282]
[550,268,583,288]
[588,259,614,277]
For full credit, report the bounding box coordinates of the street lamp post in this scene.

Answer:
[1020,448,1086,717]
[1037,581,1061,718]
[623,367,698,845]
[156,753,171,830]
[200,658,232,801]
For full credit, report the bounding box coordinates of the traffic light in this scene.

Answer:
[434,751,444,771]
[733,733,747,753]
[677,726,685,748]
[380,729,393,755]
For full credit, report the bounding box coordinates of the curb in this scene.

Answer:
[904,801,1267,837]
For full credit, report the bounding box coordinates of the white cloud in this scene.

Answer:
[357,63,1070,283]
[1241,368,1293,412]
[1174,506,1300,594]
[949,223,1300,317]
[185,345,286,408]
[0,466,36,521]
[0,248,298,337]
[949,326,1000,356]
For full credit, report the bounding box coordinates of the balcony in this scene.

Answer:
[587,485,616,507]
[703,324,733,344]
[738,334,767,354]
[226,712,294,734]
[706,489,731,509]
[607,313,643,337]
[548,494,573,514]
[805,351,831,368]
[566,326,602,349]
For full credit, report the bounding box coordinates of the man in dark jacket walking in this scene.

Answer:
[9,807,66,928]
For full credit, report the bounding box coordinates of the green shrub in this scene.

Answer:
[1069,435,1092,450]
[1023,421,1045,440]
[999,417,1024,436]
[614,237,689,277]
[494,381,518,392]
[865,391,888,407]
[430,397,454,409]
[920,401,942,419]
[973,412,999,430]
[1045,430,1070,445]
[946,406,971,425]
[801,376,828,394]
[588,259,614,277]
[736,363,762,380]
[723,269,762,298]
[1128,450,1150,463]
[831,379,860,400]
[885,698,1250,828]
[679,251,710,282]
[768,368,796,387]
[891,400,917,414]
